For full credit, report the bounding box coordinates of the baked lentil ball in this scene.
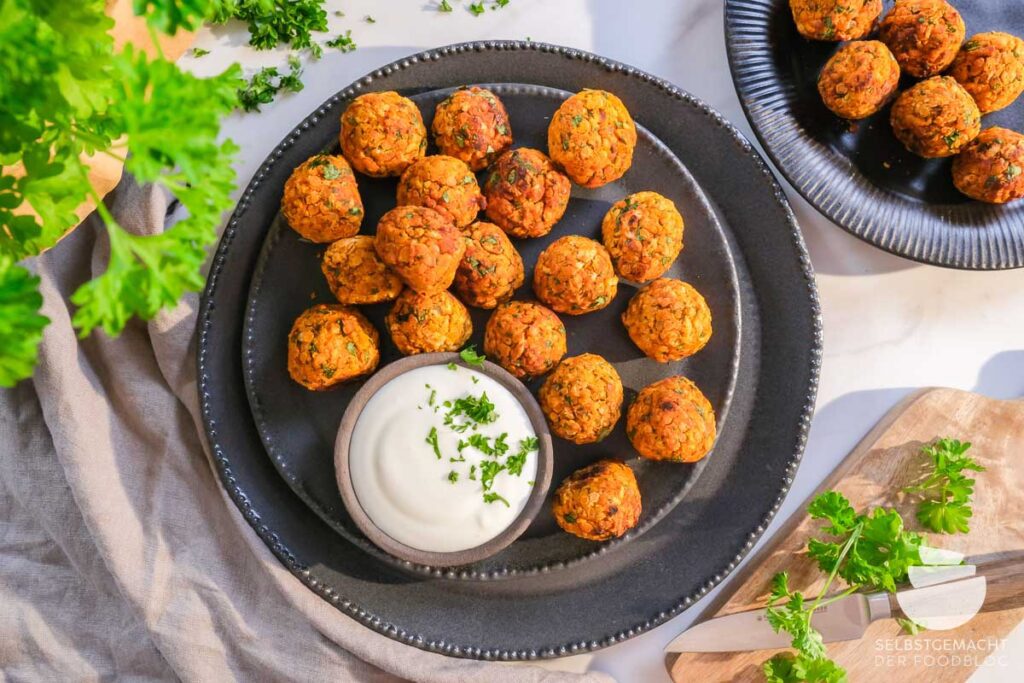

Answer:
[452,221,525,309]
[373,206,465,294]
[339,91,427,177]
[622,278,713,363]
[432,87,513,171]
[385,289,473,355]
[287,304,380,391]
[817,41,902,120]
[483,148,571,239]
[281,155,363,243]
[952,127,1024,204]
[396,155,485,228]
[601,191,685,282]
[788,0,882,42]
[483,301,567,378]
[321,235,403,305]
[627,376,716,463]
[551,459,641,541]
[949,32,1024,115]
[879,0,966,79]
[547,89,637,188]
[890,76,981,158]
[533,235,619,316]
[539,354,623,444]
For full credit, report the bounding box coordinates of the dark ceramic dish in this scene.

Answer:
[334,353,554,567]
[243,83,741,577]
[725,0,1024,269]
[197,41,822,659]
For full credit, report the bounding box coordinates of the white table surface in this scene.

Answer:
[187,1,1024,680]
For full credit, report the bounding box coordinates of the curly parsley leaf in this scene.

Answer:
[904,438,985,534]
[133,0,213,35]
[469,2,485,15]
[459,344,486,366]
[211,0,327,57]
[237,55,304,112]
[0,258,48,387]
[439,0,453,11]
[325,30,357,53]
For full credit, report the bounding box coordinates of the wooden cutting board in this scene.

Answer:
[667,388,1024,682]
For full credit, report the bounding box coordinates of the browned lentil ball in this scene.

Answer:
[890,76,981,158]
[817,41,901,120]
[949,32,1024,115]
[952,128,1024,204]
[533,236,619,316]
[539,354,623,444]
[627,376,716,463]
[287,304,379,391]
[452,221,525,309]
[788,0,882,41]
[385,289,473,355]
[321,235,403,305]
[551,459,641,541]
[483,301,567,378]
[879,0,966,79]
[483,148,571,239]
[281,155,363,243]
[432,87,513,171]
[339,91,427,177]
[396,155,485,228]
[547,90,637,189]
[373,206,466,294]
[622,279,713,363]
[601,191,685,283]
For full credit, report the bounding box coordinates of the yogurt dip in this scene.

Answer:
[348,363,539,553]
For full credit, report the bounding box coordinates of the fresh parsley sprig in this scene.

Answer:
[459,344,486,366]
[903,438,985,534]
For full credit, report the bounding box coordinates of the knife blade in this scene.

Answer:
[665,591,892,654]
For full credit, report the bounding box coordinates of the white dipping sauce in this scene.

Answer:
[348,364,538,553]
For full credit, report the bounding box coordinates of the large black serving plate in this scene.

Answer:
[197,41,821,659]
[726,0,1024,269]
[243,83,741,577]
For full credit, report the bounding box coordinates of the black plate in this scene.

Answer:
[243,84,741,577]
[725,0,1024,269]
[198,41,821,659]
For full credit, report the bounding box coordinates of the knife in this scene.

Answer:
[665,553,1024,654]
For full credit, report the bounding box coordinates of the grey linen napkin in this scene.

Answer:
[0,176,612,683]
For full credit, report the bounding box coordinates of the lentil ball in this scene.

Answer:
[340,91,427,177]
[396,155,485,228]
[281,154,363,243]
[483,148,571,239]
[788,0,882,41]
[321,235,403,305]
[432,86,513,171]
[373,206,465,294]
[627,376,716,463]
[547,89,637,188]
[452,221,525,309]
[879,0,966,79]
[533,235,619,316]
[622,278,712,363]
[551,459,642,541]
[385,289,473,355]
[483,301,567,378]
[952,127,1024,204]
[949,32,1024,115]
[601,191,685,282]
[287,304,379,391]
[539,354,623,444]
[817,41,901,120]
[890,76,981,158]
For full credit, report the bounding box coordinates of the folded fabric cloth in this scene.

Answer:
[0,175,610,682]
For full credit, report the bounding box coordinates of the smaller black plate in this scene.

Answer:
[726,0,1024,269]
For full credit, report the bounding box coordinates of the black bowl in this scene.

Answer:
[726,0,1024,269]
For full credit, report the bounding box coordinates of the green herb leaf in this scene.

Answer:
[426,426,442,459]
[459,345,486,366]
[238,56,304,112]
[326,29,357,53]
[211,0,328,57]
[439,0,453,11]
[903,438,984,534]
[469,2,485,15]
[0,258,48,387]
[483,491,509,506]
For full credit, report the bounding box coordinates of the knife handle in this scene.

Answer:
[885,553,1024,619]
